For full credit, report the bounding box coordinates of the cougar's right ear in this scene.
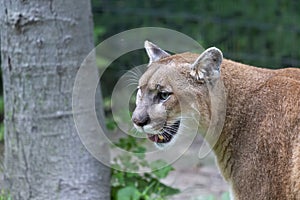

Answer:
[144,40,170,65]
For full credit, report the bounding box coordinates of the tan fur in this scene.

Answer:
[136,50,300,199]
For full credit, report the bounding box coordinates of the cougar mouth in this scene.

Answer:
[147,120,180,144]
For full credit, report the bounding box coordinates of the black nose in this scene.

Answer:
[132,114,150,127]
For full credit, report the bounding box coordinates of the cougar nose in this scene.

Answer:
[132,114,150,127]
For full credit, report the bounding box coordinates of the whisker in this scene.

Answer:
[162,128,175,136]
[124,75,139,81]
[129,126,138,133]
[127,67,144,78]
[124,75,139,82]
[126,82,139,88]
[124,78,139,85]
[162,131,172,141]
[163,126,178,132]
[180,117,199,124]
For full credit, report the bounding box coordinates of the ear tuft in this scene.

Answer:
[144,40,170,65]
[190,47,223,82]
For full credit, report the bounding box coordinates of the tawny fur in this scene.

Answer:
[140,51,300,200]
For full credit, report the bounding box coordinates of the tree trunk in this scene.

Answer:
[0,1,110,199]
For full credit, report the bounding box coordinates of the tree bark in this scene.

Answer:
[0,1,110,199]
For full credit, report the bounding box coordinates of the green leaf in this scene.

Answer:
[153,182,180,197]
[111,171,125,186]
[150,160,174,179]
[117,186,141,200]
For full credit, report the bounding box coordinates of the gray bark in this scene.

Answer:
[0,1,110,199]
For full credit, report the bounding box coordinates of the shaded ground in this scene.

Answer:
[162,135,229,200]
[165,165,228,200]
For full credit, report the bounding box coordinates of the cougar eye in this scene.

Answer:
[158,91,171,101]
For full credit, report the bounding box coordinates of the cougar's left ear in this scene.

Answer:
[144,40,170,65]
[190,47,223,82]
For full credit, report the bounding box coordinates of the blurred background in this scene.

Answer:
[93,0,300,69]
[91,0,300,112]
[1,0,300,199]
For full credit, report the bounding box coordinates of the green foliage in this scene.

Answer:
[116,186,140,200]
[111,136,180,200]
[0,190,11,200]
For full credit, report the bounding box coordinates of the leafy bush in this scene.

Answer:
[111,136,180,200]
